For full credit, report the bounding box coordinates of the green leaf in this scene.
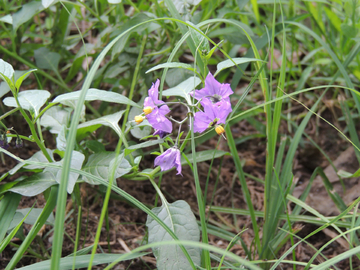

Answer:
[53,88,139,108]
[76,124,102,141]
[0,59,15,80]
[3,90,51,117]
[8,172,58,197]
[44,151,85,194]
[8,208,55,229]
[125,139,164,156]
[56,125,67,151]
[0,15,12,24]
[0,193,21,242]
[162,77,201,104]
[108,0,122,3]
[9,149,54,175]
[16,253,148,270]
[86,140,106,153]
[34,47,61,72]
[341,23,358,38]
[338,168,360,178]
[146,200,201,270]
[77,110,125,138]
[146,62,195,74]
[40,106,71,134]
[215,57,264,76]
[15,69,37,90]
[0,82,11,99]
[42,0,58,8]
[12,1,43,32]
[82,152,131,185]
[181,149,228,165]
[187,21,210,54]
[172,0,202,13]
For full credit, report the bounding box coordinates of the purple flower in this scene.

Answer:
[193,98,232,134]
[144,80,172,133]
[192,72,233,104]
[154,147,182,175]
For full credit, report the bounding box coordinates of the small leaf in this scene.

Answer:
[77,111,125,138]
[162,77,201,104]
[34,47,61,72]
[82,152,131,185]
[8,172,57,197]
[40,106,71,134]
[181,149,229,165]
[125,139,164,156]
[146,200,201,270]
[215,57,264,76]
[53,88,139,108]
[86,140,106,153]
[15,69,37,90]
[44,151,85,194]
[146,62,195,74]
[0,15,12,24]
[3,90,51,117]
[0,58,15,81]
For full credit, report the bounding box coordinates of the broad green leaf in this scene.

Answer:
[125,139,164,156]
[12,1,43,32]
[82,152,131,185]
[188,21,210,54]
[8,208,55,230]
[0,58,15,81]
[3,90,51,117]
[44,151,85,194]
[16,253,148,270]
[9,149,54,175]
[77,110,125,138]
[0,15,12,24]
[0,193,21,242]
[129,105,152,139]
[15,69,37,90]
[40,106,71,134]
[341,23,358,38]
[215,57,264,76]
[34,47,61,72]
[53,88,139,108]
[76,124,102,141]
[146,62,195,74]
[181,149,228,165]
[146,200,201,270]
[8,172,57,197]
[162,76,201,104]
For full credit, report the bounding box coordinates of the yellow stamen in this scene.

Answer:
[143,106,153,115]
[215,125,225,135]
[135,115,144,124]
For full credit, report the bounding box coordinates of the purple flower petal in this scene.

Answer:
[154,147,182,175]
[192,72,233,103]
[147,110,172,133]
[153,129,170,138]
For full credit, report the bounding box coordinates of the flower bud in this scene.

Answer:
[135,115,144,124]
[143,106,153,115]
[215,125,225,135]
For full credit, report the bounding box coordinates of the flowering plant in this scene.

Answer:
[134,72,233,174]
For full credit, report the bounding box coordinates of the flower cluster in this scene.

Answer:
[0,129,23,149]
[134,73,233,175]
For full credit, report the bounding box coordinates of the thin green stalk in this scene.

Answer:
[0,45,71,92]
[189,114,211,269]
[72,206,82,270]
[0,107,19,121]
